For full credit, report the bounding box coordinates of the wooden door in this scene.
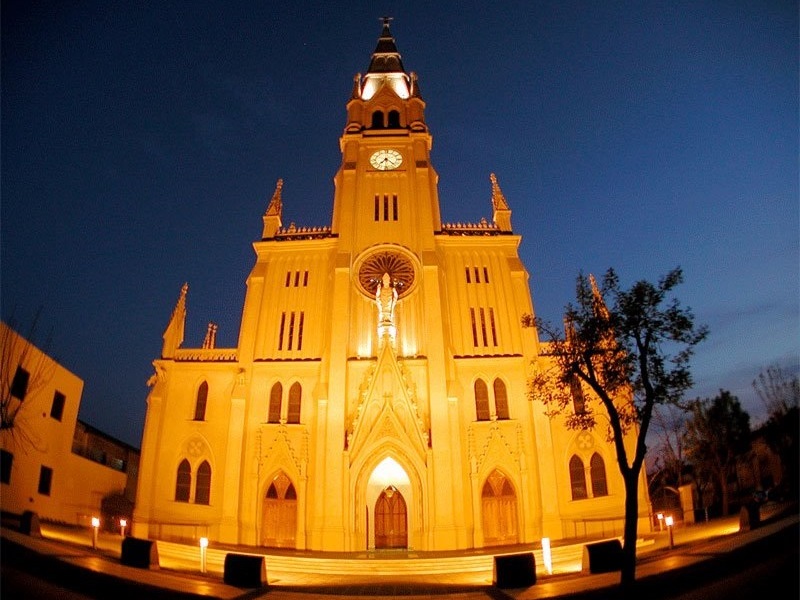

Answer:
[261,472,297,548]
[481,470,519,546]
[374,487,407,549]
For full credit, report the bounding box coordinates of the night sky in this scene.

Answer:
[2,1,797,448]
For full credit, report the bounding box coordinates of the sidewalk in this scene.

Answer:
[2,506,797,600]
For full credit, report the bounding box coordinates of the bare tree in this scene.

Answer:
[753,364,799,498]
[753,364,799,417]
[650,404,688,486]
[1,312,56,452]
[529,267,707,587]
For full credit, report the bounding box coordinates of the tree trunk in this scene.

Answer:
[720,473,730,516]
[619,470,641,586]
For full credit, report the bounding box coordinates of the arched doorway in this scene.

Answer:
[481,469,519,546]
[374,486,407,549]
[261,472,297,548]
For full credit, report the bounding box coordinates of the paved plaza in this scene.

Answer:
[2,506,798,599]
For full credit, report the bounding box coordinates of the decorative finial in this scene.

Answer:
[202,322,218,349]
[490,173,509,210]
[265,178,283,217]
[589,274,610,319]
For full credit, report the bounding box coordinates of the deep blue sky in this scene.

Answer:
[2,1,797,448]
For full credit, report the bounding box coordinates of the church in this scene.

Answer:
[133,19,651,552]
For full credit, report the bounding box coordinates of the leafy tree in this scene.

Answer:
[529,267,707,586]
[753,364,799,498]
[682,390,751,516]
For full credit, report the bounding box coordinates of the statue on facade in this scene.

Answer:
[375,272,398,326]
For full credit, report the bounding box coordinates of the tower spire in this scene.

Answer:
[162,282,188,358]
[367,16,405,74]
[262,178,284,239]
[490,173,513,232]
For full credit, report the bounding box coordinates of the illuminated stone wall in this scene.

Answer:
[133,21,651,552]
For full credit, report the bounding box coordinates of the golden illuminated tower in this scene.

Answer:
[133,19,651,552]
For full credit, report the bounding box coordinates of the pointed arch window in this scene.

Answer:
[569,455,588,500]
[195,460,211,505]
[474,379,490,421]
[194,381,208,421]
[268,382,282,423]
[371,111,384,128]
[287,383,302,424]
[387,110,400,128]
[175,459,191,502]
[493,378,509,420]
[590,452,608,497]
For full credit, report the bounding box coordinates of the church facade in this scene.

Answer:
[133,20,651,552]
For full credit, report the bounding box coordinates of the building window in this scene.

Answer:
[194,381,208,421]
[38,465,53,496]
[590,453,609,497]
[488,308,498,346]
[493,378,509,419]
[469,308,478,346]
[474,266,480,283]
[479,308,488,347]
[374,194,399,221]
[175,459,191,502]
[288,313,296,349]
[287,383,302,424]
[465,267,471,283]
[297,312,305,351]
[387,110,400,128]
[474,379,490,421]
[570,375,586,414]
[483,267,489,283]
[268,383,282,423]
[285,272,291,287]
[195,460,211,505]
[278,313,286,350]
[371,111,384,128]
[280,311,304,351]
[1,450,12,484]
[569,455,588,500]
[303,271,309,286]
[10,366,30,400]
[50,391,66,421]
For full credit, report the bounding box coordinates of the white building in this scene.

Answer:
[1,321,138,528]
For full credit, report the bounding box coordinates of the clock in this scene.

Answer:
[369,149,403,171]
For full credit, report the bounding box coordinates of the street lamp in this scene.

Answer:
[665,515,674,549]
[119,518,127,537]
[657,512,664,532]
[541,537,553,574]
[199,537,209,573]
[91,517,100,549]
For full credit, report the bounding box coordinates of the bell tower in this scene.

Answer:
[332,18,442,260]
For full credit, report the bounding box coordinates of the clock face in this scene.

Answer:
[370,149,403,171]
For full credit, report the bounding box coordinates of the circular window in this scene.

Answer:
[355,248,417,299]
